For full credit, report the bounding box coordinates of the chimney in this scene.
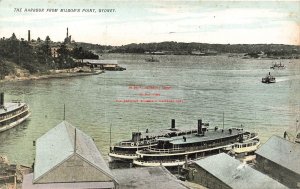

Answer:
[67,27,69,38]
[198,119,202,135]
[269,72,270,75]
[0,93,4,106]
[171,119,175,129]
[28,30,31,42]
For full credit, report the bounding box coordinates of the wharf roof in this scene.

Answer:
[23,174,114,189]
[255,135,300,175]
[194,153,288,189]
[0,102,25,115]
[34,121,114,183]
[82,59,118,65]
[111,167,188,189]
[159,128,242,145]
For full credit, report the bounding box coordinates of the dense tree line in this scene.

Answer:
[107,41,300,55]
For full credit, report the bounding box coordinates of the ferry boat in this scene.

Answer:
[229,137,260,163]
[133,119,258,167]
[108,119,206,162]
[0,93,30,132]
[270,62,285,69]
[262,72,276,84]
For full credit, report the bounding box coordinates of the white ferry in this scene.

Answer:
[133,119,258,167]
[108,119,207,162]
[0,93,30,132]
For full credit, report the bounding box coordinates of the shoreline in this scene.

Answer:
[0,69,104,83]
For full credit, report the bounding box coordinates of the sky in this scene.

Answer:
[0,0,299,46]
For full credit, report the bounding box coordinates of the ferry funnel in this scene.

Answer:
[0,93,4,106]
[198,119,202,135]
[171,119,175,129]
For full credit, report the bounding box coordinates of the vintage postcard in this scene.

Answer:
[0,0,299,188]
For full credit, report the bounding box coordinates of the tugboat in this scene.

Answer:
[262,72,276,84]
[108,119,206,162]
[270,62,285,69]
[133,119,259,167]
[0,93,30,132]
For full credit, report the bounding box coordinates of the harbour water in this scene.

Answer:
[0,54,299,166]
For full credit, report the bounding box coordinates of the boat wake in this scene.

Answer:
[276,75,300,83]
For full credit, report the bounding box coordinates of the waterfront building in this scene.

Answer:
[111,167,188,189]
[82,59,126,71]
[22,121,118,189]
[255,135,300,189]
[187,153,287,189]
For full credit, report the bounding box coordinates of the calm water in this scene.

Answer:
[0,54,299,166]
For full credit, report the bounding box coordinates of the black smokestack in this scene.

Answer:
[171,119,175,129]
[0,93,4,106]
[132,132,141,142]
[198,119,202,135]
[28,30,31,42]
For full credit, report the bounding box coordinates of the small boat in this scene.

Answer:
[262,72,276,84]
[145,57,159,62]
[270,62,285,69]
[0,93,30,132]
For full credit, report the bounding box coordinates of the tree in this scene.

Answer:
[10,33,17,40]
[42,36,52,56]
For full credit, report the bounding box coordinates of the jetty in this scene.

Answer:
[82,59,126,71]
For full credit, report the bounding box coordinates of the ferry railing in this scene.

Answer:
[142,140,236,154]
[135,159,184,164]
[0,105,29,122]
[117,139,157,147]
[147,146,183,154]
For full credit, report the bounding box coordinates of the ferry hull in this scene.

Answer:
[108,152,138,161]
[133,160,185,167]
[0,112,30,133]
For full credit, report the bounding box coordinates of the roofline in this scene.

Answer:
[75,153,119,185]
[255,153,300,175]
[33,153,74,183]
[194,162,231,188]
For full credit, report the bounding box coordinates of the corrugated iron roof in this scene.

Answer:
[111,167,188,189]
[34,121,115,183]
[194,153,288,189]
[256,135,300,174]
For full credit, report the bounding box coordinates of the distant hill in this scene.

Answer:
[79,41,300,58]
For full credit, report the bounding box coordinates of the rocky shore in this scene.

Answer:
[0,67,104,83]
